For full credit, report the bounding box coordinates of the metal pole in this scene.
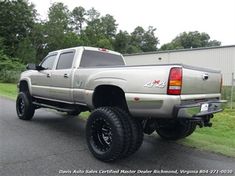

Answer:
[231,73,234,109]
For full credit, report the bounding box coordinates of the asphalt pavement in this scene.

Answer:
[0,97,235,176]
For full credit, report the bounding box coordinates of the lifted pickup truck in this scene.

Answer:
[16,46,225,161]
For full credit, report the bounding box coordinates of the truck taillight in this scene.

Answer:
[167,67,182,95]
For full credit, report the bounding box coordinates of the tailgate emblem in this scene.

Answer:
[202,73,209,80]
[144,80,166,88]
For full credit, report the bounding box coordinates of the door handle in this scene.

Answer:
[64,73,69,78]
[46,73,51,78]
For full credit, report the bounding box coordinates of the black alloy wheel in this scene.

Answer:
[16,92,35,120]
[86,107,126,162]
[17,96,25,116]
[91,117,113,152]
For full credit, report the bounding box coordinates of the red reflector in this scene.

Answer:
[98,48,108,52]
[134,97,140,101]
[168,89,181,95]
[167,67,182,95]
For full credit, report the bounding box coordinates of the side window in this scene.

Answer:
[41,55,57,70]
[56,52,75,70]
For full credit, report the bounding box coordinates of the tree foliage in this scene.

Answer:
[0,50,25,83]
[45,3,71,51]
[142,26,159,52]
[0,1,221,82]
[16,36,36,64]
[100,14,117,38]
[71,6,86,34]
[0,0,36,56]
[114,30,131,53]
[114,26,159,54]
[161,31,221,50]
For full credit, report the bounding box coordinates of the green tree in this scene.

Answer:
[81,8,103,46]
[208,40,221,47]
[126,45,142,54]
[0,50,25,83]
[97,38,113,50]
[0,0,36,56]
[160,43,180,50]
[161,31,221,50]
[114,30,131,53]
[0,37,6,51]
[100,14,117,38]
[141,26,159,52]
[48,3,70,30]
[81,19,103,46]
[71,6,86,34]
[30,23,48,63]
[130,26,145,51]
[130,26,158,52]
[86,8,100,22]
[15,36,36,63]
[82,8,118,48]
[45,3,71,51]
[63,32,83,48]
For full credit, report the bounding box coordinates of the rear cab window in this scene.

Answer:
[80,50,125,67]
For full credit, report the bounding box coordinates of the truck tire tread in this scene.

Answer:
[155,120,196,140]
[86,107,126,162]
[109,107,132,159]
[112,107,143,157]
[16,92,35,120]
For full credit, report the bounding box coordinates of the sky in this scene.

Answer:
[29,0,235,47]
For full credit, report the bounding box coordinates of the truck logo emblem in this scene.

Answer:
[202,73,209,80]
[144,80,166,88]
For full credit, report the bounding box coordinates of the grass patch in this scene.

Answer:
[0,83,17,99]
[222,86,235,108]
[80,111,90,119]
[179,109,235,157]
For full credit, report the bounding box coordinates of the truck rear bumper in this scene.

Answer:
[174,100,227,118]
[126,93,225,118]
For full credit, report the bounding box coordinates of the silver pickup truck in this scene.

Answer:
[16,46,225,161]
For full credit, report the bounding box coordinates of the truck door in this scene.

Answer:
[50,50,75,102]
[31,54,57,99]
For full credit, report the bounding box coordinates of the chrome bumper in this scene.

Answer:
[174,100,227,118]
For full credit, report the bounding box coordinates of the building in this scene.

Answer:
[124,45,235,86]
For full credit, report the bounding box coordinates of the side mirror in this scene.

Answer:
[35,65,46,71]
[26,63,36,70]
[26,63,46,71]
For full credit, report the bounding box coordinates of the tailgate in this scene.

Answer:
[181,65,222,95]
